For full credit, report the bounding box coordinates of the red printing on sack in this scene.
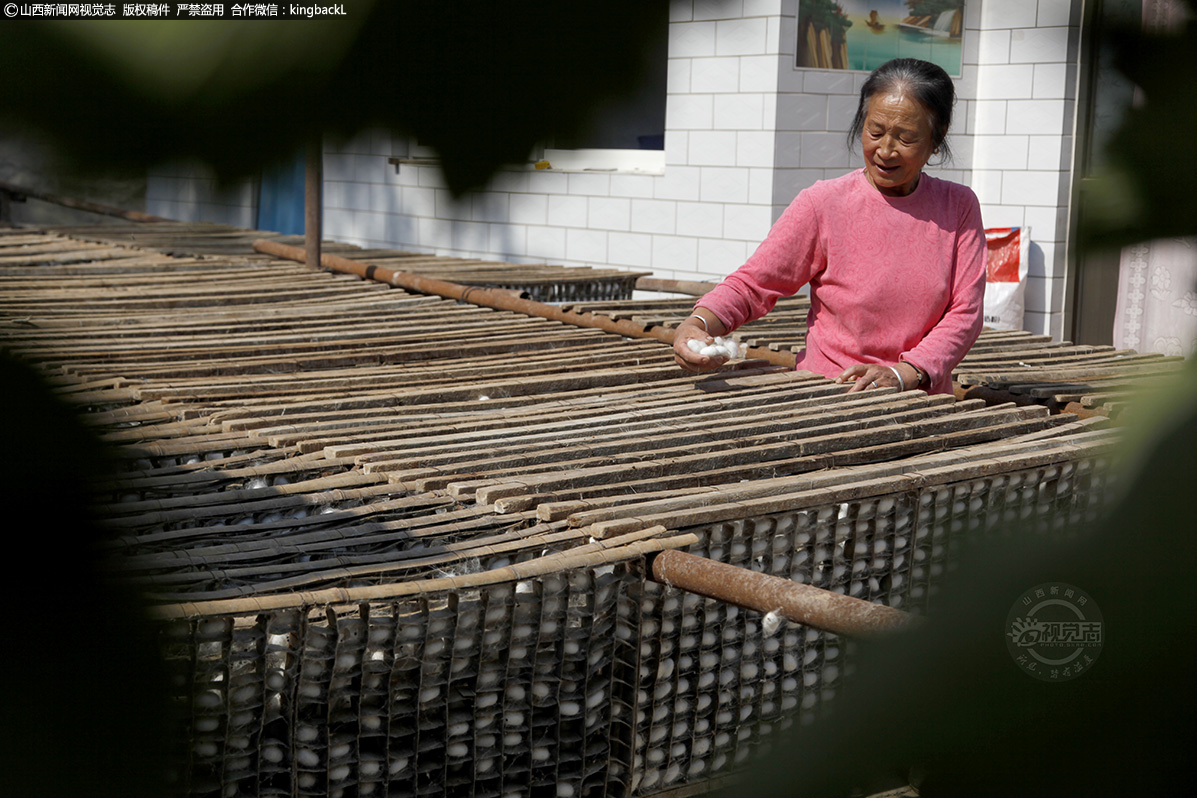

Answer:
[985,227,1021,283]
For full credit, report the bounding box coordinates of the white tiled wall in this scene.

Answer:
[146,161,258,228]
[146,0,1083,339]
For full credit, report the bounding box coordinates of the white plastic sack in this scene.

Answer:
[983,226,1030,331]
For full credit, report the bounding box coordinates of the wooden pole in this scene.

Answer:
[305,136,323,285]
[647,548,914,636]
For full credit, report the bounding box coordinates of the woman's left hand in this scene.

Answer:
[835,362,919,393]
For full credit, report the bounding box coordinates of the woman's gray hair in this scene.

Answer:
[847,58,956,164]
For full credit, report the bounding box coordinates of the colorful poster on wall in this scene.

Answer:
[796,0,965,77]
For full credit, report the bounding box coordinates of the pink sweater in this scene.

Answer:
[698,169,986,394]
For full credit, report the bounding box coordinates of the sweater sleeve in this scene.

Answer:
[695,190,822,332]
[901,188,986,392]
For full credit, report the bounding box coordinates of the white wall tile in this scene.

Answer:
[665,130,690,166]
[451,220,490,254]
[548,195,588,227]
[977,29,1012,65]
[973,100,1008,135]
[1010,26,1070,64]
[677,201,726,238]
[802,70,854,94]
[748,167,773,204]
[566,228,608,263]
[1023,204,1069,243]
[418,217,453,248]
[776,94,828,131]
[488,224,526,257]
[323,153,355,183]
[767,16,785,56]
[509,193,548,225]
[772,168,822,205]
[608,231,655,267]
[567,172,611,196]
[700,167,750,203]
[737,131,775,167]
[971,170,1005,205]
[1005,99,1068,135]
[669,58,693,93]
[401,186,436,218]
[689,130,739,166]
[609,174,658,198]
[526,226,566,260]
[435,190,472,221]
[589,197,632,231]
[972,135,1029,171]
[1027,134,1069,170]
[667,93,715,129]
[486,169,530,194]
[826,94,857,132]
[743,0,781,16]
[1000,169,1067,208]
[670,0,694,23]
[798,132,852,168]
[715,93,765,129]
[694,0,740,21]
[724,203,773,241]
[652,235,700,270]
[527,170,568,194]
[739,55,778,92]
[692,57,741,92]
[631,198,679,233]
[716,18,768,56]
[670,21,718,57]
[1036,0,1073,28]
[975,64,1035,100]
[654,166,703,200]
[698,237,750,273]
[1032,62,1070,99]
[978,203,1026,229]
[980,0,1038,29]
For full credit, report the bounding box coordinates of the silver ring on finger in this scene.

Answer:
[869,380,878,389]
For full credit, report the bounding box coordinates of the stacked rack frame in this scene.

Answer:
[1,224,1124,797]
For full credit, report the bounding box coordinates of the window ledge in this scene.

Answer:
[387,148,665,177]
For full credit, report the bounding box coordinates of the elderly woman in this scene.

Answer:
[674,58,985,395]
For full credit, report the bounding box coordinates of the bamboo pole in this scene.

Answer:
[0,180,169,222]
[252,238,799,369]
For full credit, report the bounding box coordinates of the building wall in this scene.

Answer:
[146,160,258,228]
[145,0,1083,339]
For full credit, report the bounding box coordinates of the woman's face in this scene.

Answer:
[860,91,938,197]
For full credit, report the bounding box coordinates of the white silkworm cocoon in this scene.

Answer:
[447,743,468,758]
[296,749,320,768]
[688,336,741,359]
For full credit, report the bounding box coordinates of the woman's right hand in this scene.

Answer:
[673,318,727,373]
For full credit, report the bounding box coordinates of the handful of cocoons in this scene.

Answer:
[687,335,741,360]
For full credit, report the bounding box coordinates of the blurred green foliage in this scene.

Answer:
[0,0,666,195]
[1079,2,1197,250]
